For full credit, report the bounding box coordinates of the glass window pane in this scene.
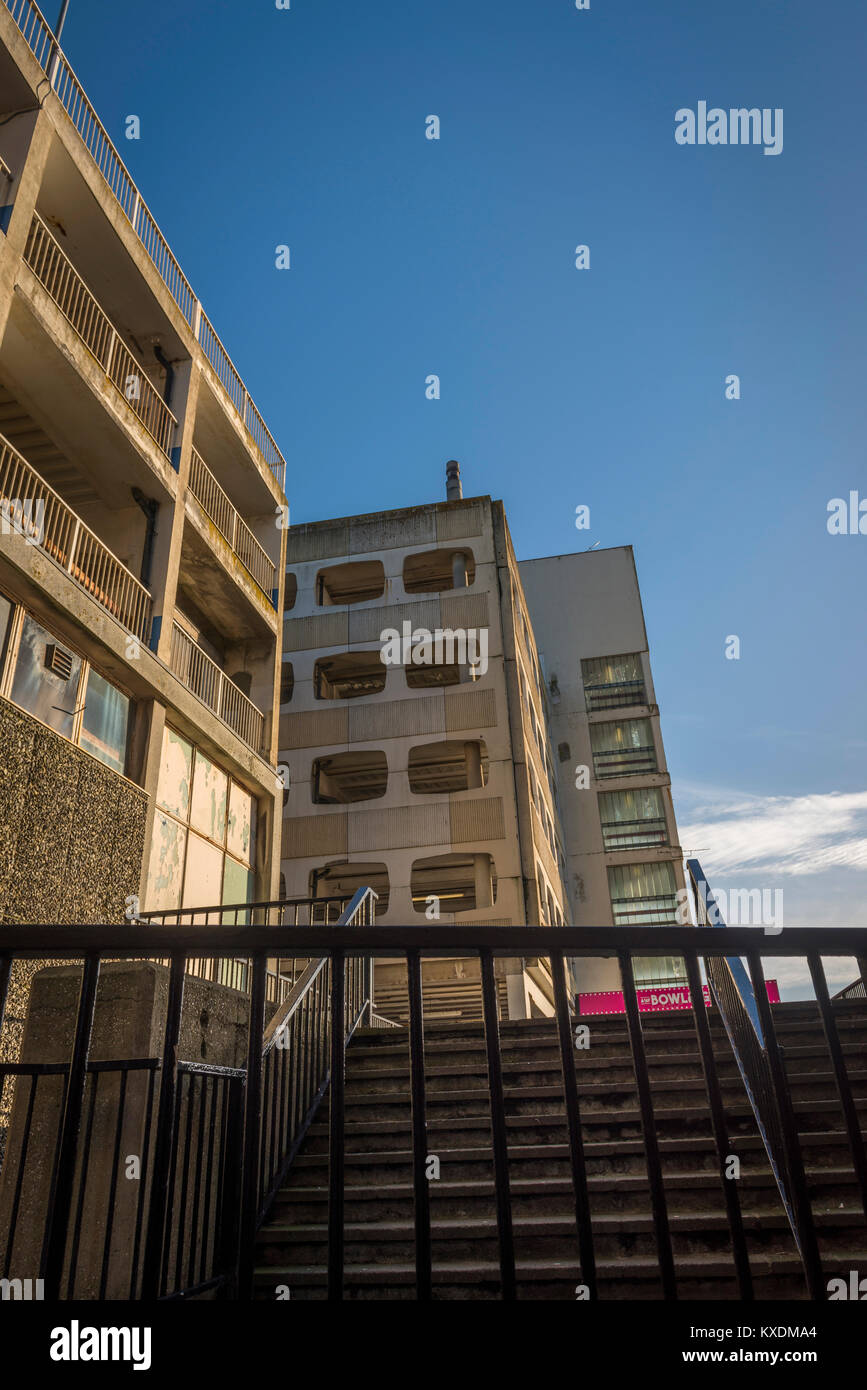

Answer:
[182,832,224,915]
[145,811,187,912]
[190,749,228,843]
[9,614,82,739]
[0,592,13,664]
[222,855,254,924]
[227,782,256,866]
[157,727,193,819]
[79,668,130,773]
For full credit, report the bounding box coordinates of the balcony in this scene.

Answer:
[22,215,177,460]
[5,0,286,490]
[169,619,265,754]
[188,448,276,603]
[601,816,668,850]
[0,428,152,640]
[584,677,647,712]
[592,744,657,778]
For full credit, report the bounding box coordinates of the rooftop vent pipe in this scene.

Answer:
[446,459,462,502]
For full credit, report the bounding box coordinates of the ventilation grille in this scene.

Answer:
[45,644,73,680]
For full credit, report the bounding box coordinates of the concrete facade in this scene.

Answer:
[280,493,571,1019]
[0,6,288,952]
[519,547,686,992]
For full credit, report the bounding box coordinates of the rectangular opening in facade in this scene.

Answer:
[310,860,389,914]
[407,739,488,794]
[312,750,388,804]
[598,787,668,850]
[313,651,387,699]
[607,860,679,926]
[315,560,384,606]
[411,852,497,913]
[590,718,657,778]
[581,653,646,712]
[403,547,476,593]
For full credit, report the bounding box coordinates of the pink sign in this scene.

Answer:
[578,980,780,1015]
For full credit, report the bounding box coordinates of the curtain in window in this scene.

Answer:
[608,860,676,902]
[581,652,642,687]
[590,719,651,753]
[599,787,663,824]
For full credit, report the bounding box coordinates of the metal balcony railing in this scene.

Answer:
[601,816,668,850]
[592,744,658,778]
[0,429,153,641]
[189,448,276,602]
[23,214,177,458]
[169,620,265,754]
[4,0,287,490]
[1,911,865,1301]
[584,678,647,712]
[610,891,680,926]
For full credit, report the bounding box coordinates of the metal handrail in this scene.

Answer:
[255,888,377,1231]
[23,214,177,458]
[0,428,153,641]
[3,0,287,488]
[188,448,276,600]
[686,858,818,1273]
[168,621,265,754]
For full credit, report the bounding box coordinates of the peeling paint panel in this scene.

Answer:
[157,727,193,819]
[227,782,255,866]
[145,810,186,911]
[222,855,254,922]
[182,831,224,915]
[190,750,228,843]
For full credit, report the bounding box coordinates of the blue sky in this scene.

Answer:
[58,0,867,980]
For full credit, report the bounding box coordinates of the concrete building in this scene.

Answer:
[520,547,686,994]
[0,8,286,985]
[280,469,570,1020]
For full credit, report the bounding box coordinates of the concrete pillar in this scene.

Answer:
[451,550,468,589]
[506,970,529,1020]
[0,108,54,342]
[148,360,200,662]
[473,853,493,911]
[464,740,483,789]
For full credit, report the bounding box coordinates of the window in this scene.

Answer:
[408,739,488,794]
[314,651,387,699]
[284,572,298,610]
[607,860,678,925]
[145,727,256,919]
[590,719,656,778]
[411,852,497,914]
[581,653,646,712]
[599,787,668,850]
[312,750,388,804]
[310,860,389,914]
[280,661,294,705]
[315,561,384,606]
[403,548,476,593]
[79,667,131,774]
[1,601,132,773]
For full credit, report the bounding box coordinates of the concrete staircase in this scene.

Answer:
[255,1000,867,1299]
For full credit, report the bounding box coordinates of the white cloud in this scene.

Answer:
[678,788,867,878]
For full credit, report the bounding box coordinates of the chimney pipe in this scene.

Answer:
[446,459,462,502]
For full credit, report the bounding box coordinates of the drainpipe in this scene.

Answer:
[153,343,175,408]
[131,487,158,588]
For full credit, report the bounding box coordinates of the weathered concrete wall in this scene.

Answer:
[0,696,149,1142]
[0,962,262,1298]
[0,696,148,925]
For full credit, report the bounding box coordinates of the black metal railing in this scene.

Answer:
[584,678,647,712]
[1,913,866,1301]
[601,816,668,850]
[592,745,658,778]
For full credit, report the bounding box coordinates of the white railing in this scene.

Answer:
[23,214,177,458]
[188,448,276,601]
[0,429,153,641]
[3,0,288,489]
[169,620,265,754]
